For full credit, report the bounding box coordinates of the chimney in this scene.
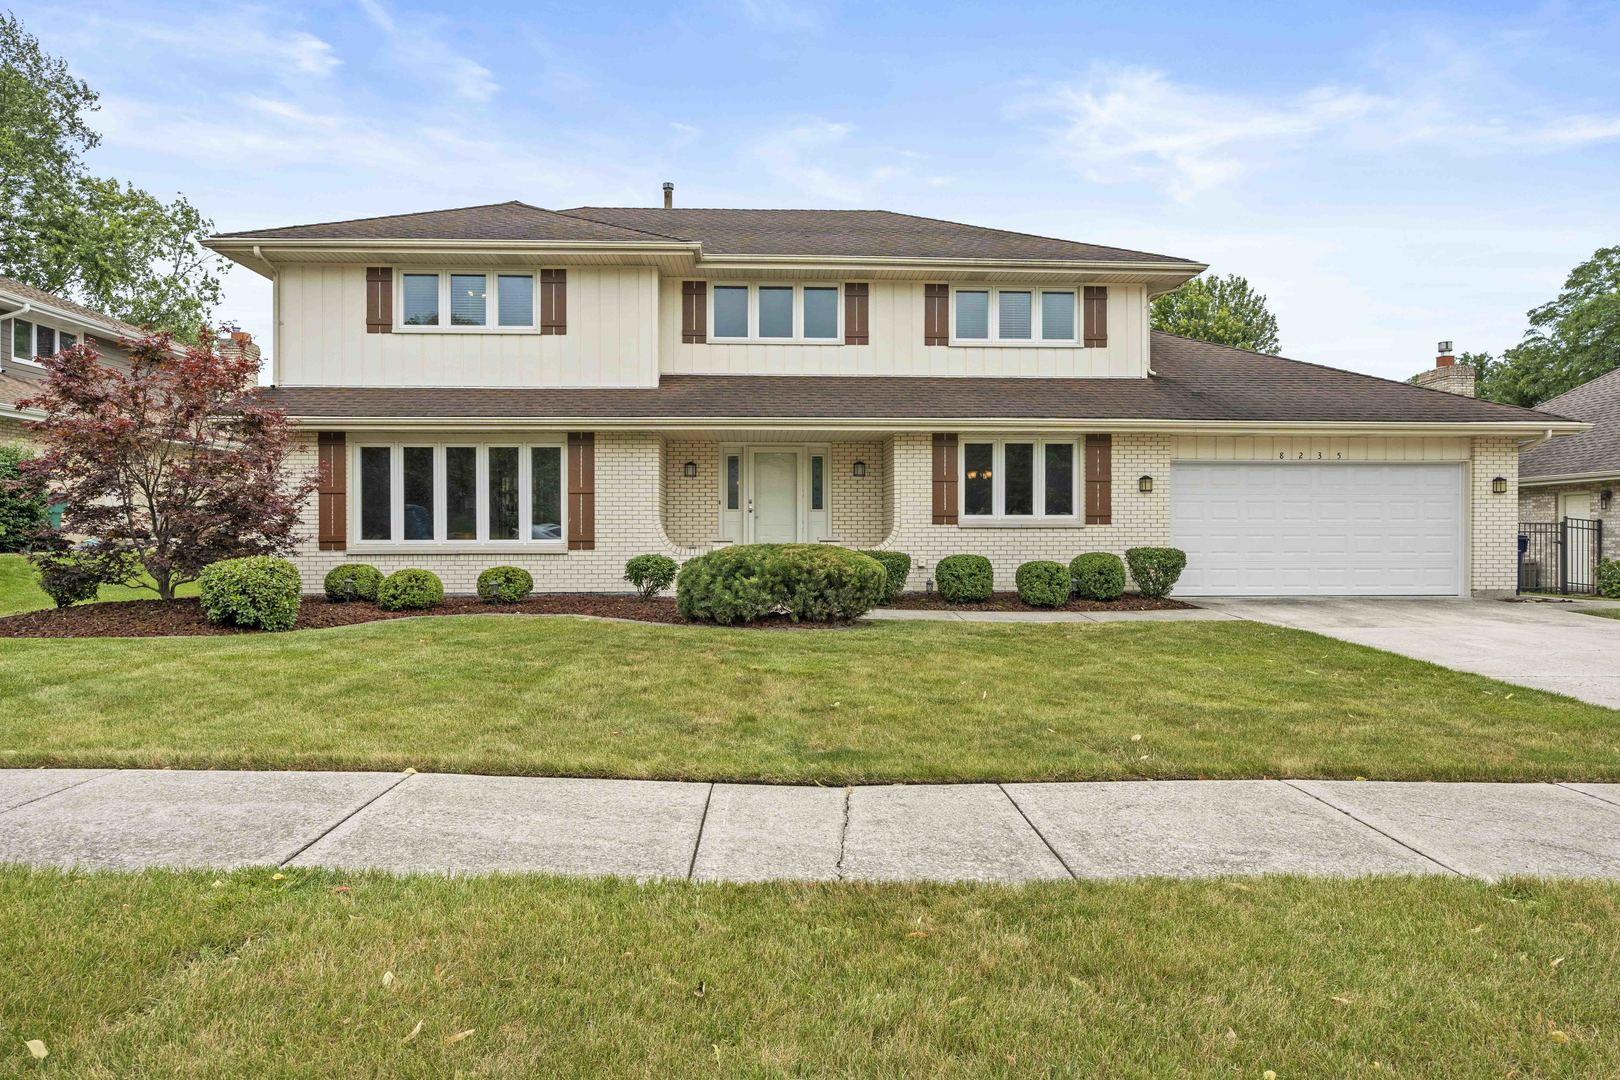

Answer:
[662,181,674,209]
[1411,339,1476,397]
[215,326,262,369]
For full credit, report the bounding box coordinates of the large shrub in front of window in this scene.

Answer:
[676,544,885,624]
[199,556,303,632]
[378,568,444,611]
[857,549,911,604]
[1125,547,1188,599]
[324,564,383,603]
[936,554,993,603]
[1070,552,1125,601]
[1015,561,1070,608]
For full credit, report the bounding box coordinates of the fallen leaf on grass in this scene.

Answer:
[332,885,350,894]
[1550,957,1564,969]
[443,1029,475,1045]
[1549,1030,1570,1044]
[402,1021,423,1044]
[25,1040,47,1060]
[382,971,395,988]
[271,873,285,881]
[693,981,706,998]
[906,931,930,940]
[1331,995,1352,1005]
[403,767,417,775]
[1468,925,1484,934]
[1130,734,1142,743]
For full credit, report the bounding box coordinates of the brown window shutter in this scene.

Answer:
[365,267,393,334]
[844,282,869,345]
[931,433,958,525]
[1083,286,1108,348]
[681,281,707,343]
[924,284,949,346]
[1084,434,1112,525]
[567,432,596,551]
[541,269,567,335]
[316,432,348,550]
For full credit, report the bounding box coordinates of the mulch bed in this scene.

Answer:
[884,591,1192,613]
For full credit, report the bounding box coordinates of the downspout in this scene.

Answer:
[0,302,30,373]
[1515,427,1557,451]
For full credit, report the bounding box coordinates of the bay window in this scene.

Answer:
[709,283,842,342]
[951,288,1079,344]
[355,441,566,545]
[961,439,1079,521]
[397,271,536,331]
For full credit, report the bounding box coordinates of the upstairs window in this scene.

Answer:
[951,288,1078,345]
[709,283,842,343]
[8,319,77,362]
[397,271,536,331]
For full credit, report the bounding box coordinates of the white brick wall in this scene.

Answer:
[830,441,885,547]
[0,415,38,451]
[1470,436,1518,593]
[662,438,717,548]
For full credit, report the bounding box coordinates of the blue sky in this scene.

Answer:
[17,0,1620,380]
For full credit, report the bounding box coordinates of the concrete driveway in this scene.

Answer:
[1203,597,1620,708]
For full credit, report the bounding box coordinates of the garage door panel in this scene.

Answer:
[1171,463,1464,596]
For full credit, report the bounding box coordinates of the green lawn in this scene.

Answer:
[1,867,1616,1076]
[1577,605,1620,619]
[0,552,195,616]
[4,614,1619,782]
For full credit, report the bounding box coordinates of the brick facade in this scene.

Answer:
[0,415,36,450]
[1520,481,1618,553]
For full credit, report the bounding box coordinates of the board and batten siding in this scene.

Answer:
[275,265,661,387]
[658,280,1150,377]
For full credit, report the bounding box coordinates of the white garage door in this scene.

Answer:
[1170,462,1465,596]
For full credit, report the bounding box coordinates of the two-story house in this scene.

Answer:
[205,194,1583,598]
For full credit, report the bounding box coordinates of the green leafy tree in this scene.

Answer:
[0,13,222,338]
[1151,273,1281,354]
[1477,246,1620,407]
[0,443,48,551]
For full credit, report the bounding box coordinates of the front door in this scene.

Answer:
[749,450,800,542]
[1560,492,1590,521]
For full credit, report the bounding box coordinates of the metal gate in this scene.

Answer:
[1518,519,1604,594]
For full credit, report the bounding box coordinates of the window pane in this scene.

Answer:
[12,319,29,358]
[955,291,989,339]
[811,455,825,511]
[360,446,392,541]
[449,274,487,326]
[1041,292,1075,340]
[60,332,76,350]
[726,455,740,510]
[487,446,519,540]
[403,447,435,540]
[998,291,1032,340]
[445,447,477,540]
[1004,443,1034,516]
[1044,443,1075,517]
[714,286,749,338]
[497,275,534,327]
[402,274,439,326]
[758,286,793,338]
[963,443,994,516]
[803,287,838,339]
[35,325,55,357]
[531,446,562,540]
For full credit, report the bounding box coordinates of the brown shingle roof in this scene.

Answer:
[217,201,686,244]
[0,368,46,412]
[262,333,1568,425]
[0,276,144,339]
[1519,367,1620,479]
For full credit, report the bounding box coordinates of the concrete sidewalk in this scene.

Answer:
[5,769,1620,882]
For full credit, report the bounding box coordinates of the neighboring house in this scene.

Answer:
[204,194,1584,598]
[1518,368,1620,541]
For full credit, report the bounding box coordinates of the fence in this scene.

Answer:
[1518,518,1603,595]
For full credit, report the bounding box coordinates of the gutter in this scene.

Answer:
[1519,468,1620,487]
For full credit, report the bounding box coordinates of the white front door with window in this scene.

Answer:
[1560,492,1591,521]
[749,450,801,542]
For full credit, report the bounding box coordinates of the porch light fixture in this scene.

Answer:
[1602,489,1613,511]
[1492,476,1508,495]
[1138,475,1154,493]
[852,460,867,477]
[682,461,697,478]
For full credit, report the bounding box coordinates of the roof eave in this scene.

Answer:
[1518,467,1620,486]
[0,288,139,341]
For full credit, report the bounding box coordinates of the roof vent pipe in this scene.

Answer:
[662,181,674,209]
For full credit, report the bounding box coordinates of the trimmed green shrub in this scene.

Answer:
[1016,560,1070,608]
[1125,546,1188,599]
[0,444,48,552]
[31,542,137,609]
[625,554,678,600]
[935,554,993,603]
[477,565,534,603]
[1071,551,1126,601]
[199,555,302,631]
[1598,558,1620,599]
[323,563,383,603]
[676,543,886,624]
[378,568,444,611]
[857,549,912,604]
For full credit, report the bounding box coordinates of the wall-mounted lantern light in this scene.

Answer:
[1138,475,1154,493]
[852,460,867,477]
[1602,489,1613,511]
[1492,476,1508,495]
[683,461,698,478]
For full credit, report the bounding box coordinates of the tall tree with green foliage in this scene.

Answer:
[1151,273,1281,354]
[1476,246,1620,407]
[0,12,221,338]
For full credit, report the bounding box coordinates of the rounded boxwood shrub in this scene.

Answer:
[477,565,533,603]
[1016,560,1070,608]
[1598,557,1620,599]
[378,568,444,611]
[625,553,678,600]
[1125,546,1188,599]
[323,563,383,603]
[1071,551,1125,601]
[935,554,993,603]
[857,549,912,604]
[199,555,302,631]
[676,543,885,624]
[677,547,777,625]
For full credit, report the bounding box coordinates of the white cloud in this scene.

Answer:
[734,0,824,32]
[355,0,498,102]
[750,120,923,203]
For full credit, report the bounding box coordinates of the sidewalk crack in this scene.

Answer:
[686,782,715,880]
[1557,783,1620,813]
[998,784,1076,880]
[1280,780,1464,877]
[278,771,415,867]
[0,769,117,818]
[834,786,852,882]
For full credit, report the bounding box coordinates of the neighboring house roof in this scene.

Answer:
[0,275,144,341]
[0,368,46,414]
[212,200,1197,266]
[1519,367,1620,481]
[262,332,1570,427]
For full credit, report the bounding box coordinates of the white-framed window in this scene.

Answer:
[354,440,566,546]
[961,438,1079,521]
[8,319,78,364]
[396,271,538,332]
[709,283,842,343]
[950,287,1078,345]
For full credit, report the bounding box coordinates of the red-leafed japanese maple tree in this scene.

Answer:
[20,333,319,601]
